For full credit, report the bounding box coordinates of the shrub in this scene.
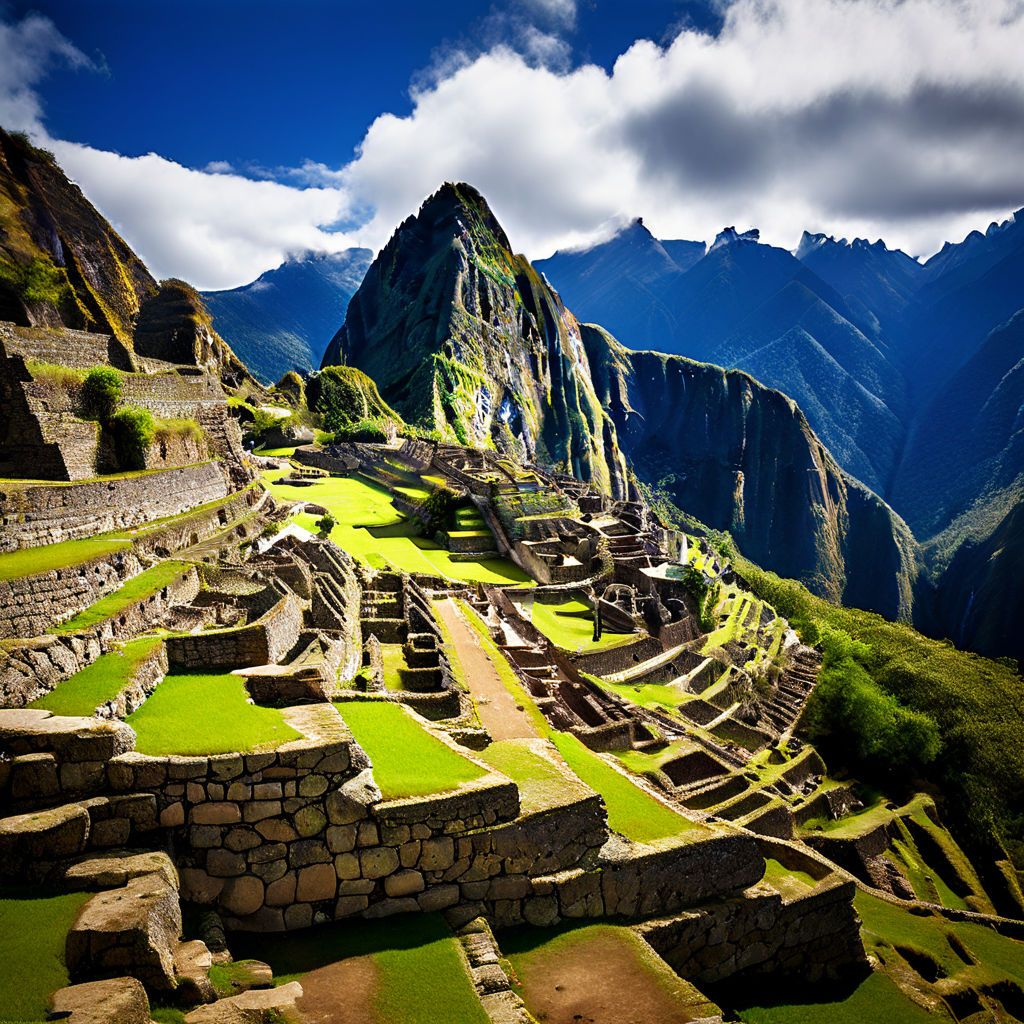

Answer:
[82,366,122,420]
[316,513,337,535]
[334,418,389,443]
[110,404,155,469]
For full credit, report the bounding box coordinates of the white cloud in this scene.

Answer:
[0,13,93,133]
[50,141,359,291]
[4,0,1024,288]
[336,0,1024,260]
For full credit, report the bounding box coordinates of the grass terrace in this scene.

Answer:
[527,597,636,653]
[457,600,701,843]
[126,672,301,755]
[380,643,411,692]
[477,738,589,814]
[253,444,298,457]
[594,674,695,713]
[0,887,92,1022]
[0,533,131,582]
[335,700,486,800]
[504,921,721,1024]
[264,470,531,585]
[29,636,163,717]
[231,914,488,1024]
[50,560,190,634]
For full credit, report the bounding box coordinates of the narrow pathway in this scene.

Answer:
[435,599,538,740]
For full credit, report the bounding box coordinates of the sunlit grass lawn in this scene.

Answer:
[477,739,586,814]
[456,599,699,844]
[335,700,486,800]
[127,673,301,755]
[264,470,531,585]
[230,914,488,1024]
[0,534,131,582]
[30,636,163,717]
[0,887,92,1021]
[528,598,636,652]
[50,561,189,634]
[381,644,409,691]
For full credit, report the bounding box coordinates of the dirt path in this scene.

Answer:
[435,599,538,741]
[515,930,712,1024]
[295,956,380,1024]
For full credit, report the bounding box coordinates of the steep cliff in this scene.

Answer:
[582,323,921,619]
[322,183,628,496]
[0,128,156,346]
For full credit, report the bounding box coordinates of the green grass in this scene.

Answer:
[254,444,298,457]
[528,598,636,652]
[0,887,92,1021]
[380,644,409,692]
[0,534,132,582]
[596,676,693,713]
[230,914,488,1024]
[335,701,486,800]
[477,739,584,814]
[50,561,189,634]
[264,471,531,585]
[552,732,700,843]
[29,636,163,717]
[126,673,301,755]
[456,600,700,843]
[732,971,935,1024]
[761,858,817,898]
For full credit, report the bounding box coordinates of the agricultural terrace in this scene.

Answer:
[504,921,721,1024]
[454,600,702,844]
[262,469,531,585]
[523,596,637,653]
[126,672,302,755]
[334,700,487,800]
[29,636,162,717]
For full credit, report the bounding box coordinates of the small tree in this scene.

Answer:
[82,366,122,421]
[316,513,337,536]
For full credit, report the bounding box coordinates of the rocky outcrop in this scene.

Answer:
[322,182,628,497]
[0,128,155,346]
[133,280,252,387]
[583,323,922,618]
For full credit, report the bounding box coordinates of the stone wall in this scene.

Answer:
[571,637,663,677]
[166,594,303,671]
[0,321,132,370]
[0,463,229,552]
[641,877,866,984]
[0,485,263,651]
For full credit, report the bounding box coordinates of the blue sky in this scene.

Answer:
[13,0,717,173]
[1,0,1022,290]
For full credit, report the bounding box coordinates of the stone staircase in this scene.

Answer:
[760,647,821,735]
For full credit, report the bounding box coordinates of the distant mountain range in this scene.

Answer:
[536,209,1024,662]
[202,249,372,383]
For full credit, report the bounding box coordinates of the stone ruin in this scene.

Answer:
[0,352,872,1024]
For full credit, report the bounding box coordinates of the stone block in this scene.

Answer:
[191,802,241,825]
[49,977,151,1024]
[293,805,327,837]
[385,869,425,898]
[419,836,455,872]
[417,885,460,912]
[184,981,304,1024]
[334,894,369,917]
[220,875,264,917]
[10,752,60,800]
[360,846,399,879]
[0,801,90,870]
[207,848,246,878]
[297,863,337,902]
[265,873,297,907]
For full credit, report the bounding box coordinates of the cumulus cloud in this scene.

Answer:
[4,0,1024,288]
[337,0,1024,260]
[50,141,359,290]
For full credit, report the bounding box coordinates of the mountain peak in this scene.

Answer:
[710,226,760,252]
[415,181,512,252]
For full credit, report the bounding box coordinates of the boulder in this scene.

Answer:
[0,802,90,876]
[184,981,304,1024]
[66,871,182,990]
[48,977,151,1024]
[58,850,179,891]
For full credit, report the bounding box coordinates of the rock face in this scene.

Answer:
[322,182,628,497]
[0,128,156,346]
[583,323,921,618]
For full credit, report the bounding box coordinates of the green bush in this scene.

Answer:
[334,418,389,443]
[110,404,155,469]
[316,513,336,535]
[802,625,941,776]
[82,366,122,420]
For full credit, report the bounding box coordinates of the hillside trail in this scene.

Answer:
[434,598,538,741]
